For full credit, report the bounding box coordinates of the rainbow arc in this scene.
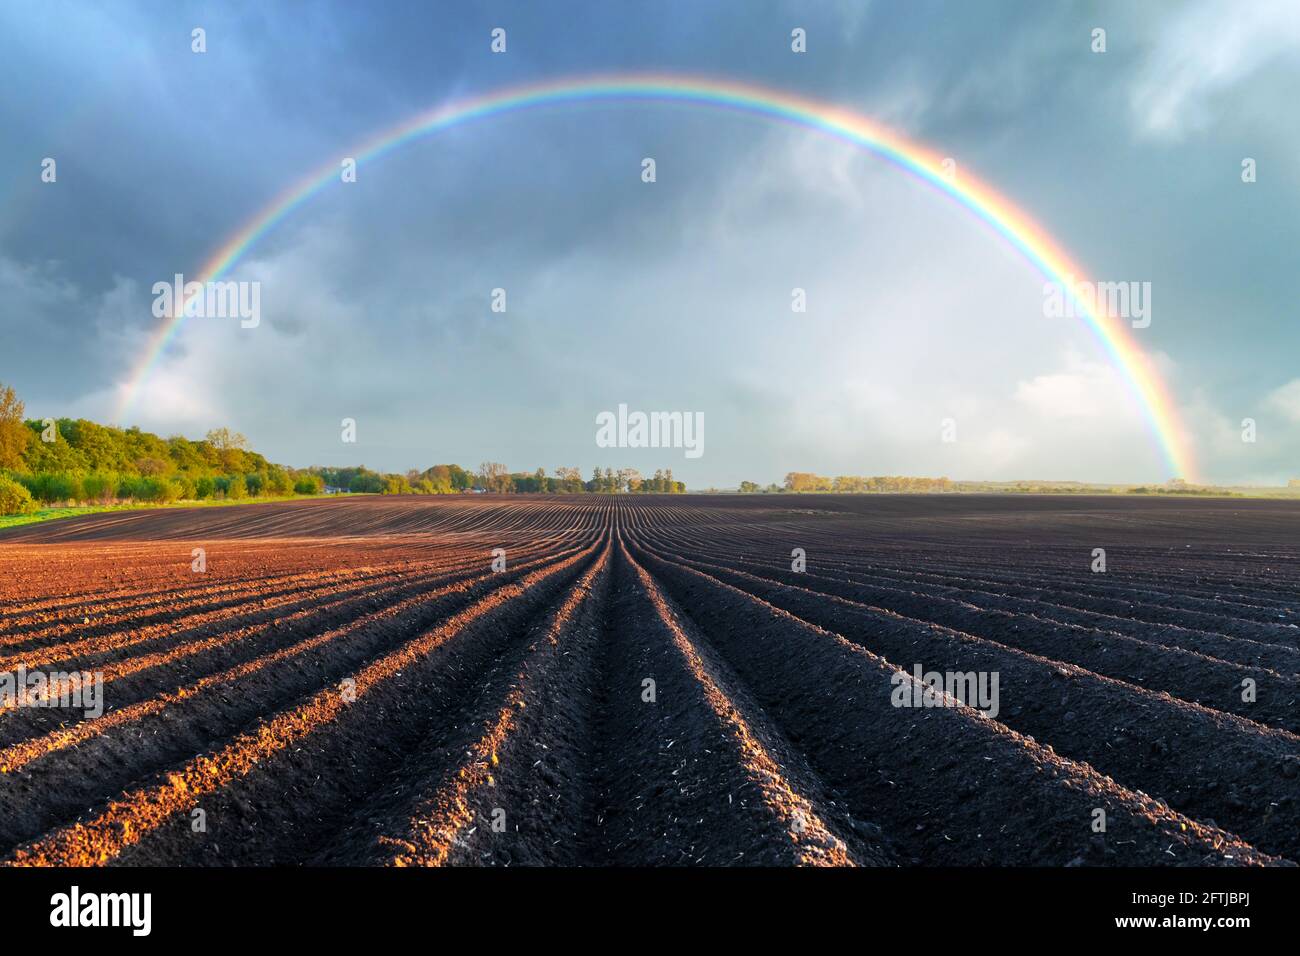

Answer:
[116,73,1195,481]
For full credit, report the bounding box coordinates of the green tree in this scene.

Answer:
[0,384,30,469]
[421,465,454,493]
[294,474,324,495]
[205,427,249,451]
[383,474,412,495]
[0,475,35,515]
[479,462,510,493]
[554,467,584,493]
[348,470,384,494]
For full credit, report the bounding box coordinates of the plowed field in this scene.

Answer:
[0,494,1295,866]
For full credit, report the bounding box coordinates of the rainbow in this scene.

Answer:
[117,72,1195,480]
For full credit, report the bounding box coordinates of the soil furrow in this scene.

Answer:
[626,540,1283,866]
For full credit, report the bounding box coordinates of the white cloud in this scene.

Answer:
[1174,386,1300,486]
[1130,0,1300,139]
[1265,378,1300,422]
[1014,354,1130,420]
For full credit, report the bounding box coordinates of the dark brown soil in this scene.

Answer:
[0,494,1295,866]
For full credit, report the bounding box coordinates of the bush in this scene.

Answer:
[131,477,170,502]
[294,475,324,495]
[113,475,139,500]
[195,476,215,499]
[265,471,294,496]
[349,472,384,494]
[226,475,247,500]
[245,473,264,497]
[382,475,412,495]
[27,472,81,504]
[0,475,36,515]
[80,472,116,503]
[166,477,191,502]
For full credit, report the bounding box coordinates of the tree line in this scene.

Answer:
[467,464,684,495]
[298,464,684,495]
[775,472,955,493]
[0,384,322,515]
[0,383,685,516]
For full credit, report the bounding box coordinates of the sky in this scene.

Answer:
[1,0,1297,487]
